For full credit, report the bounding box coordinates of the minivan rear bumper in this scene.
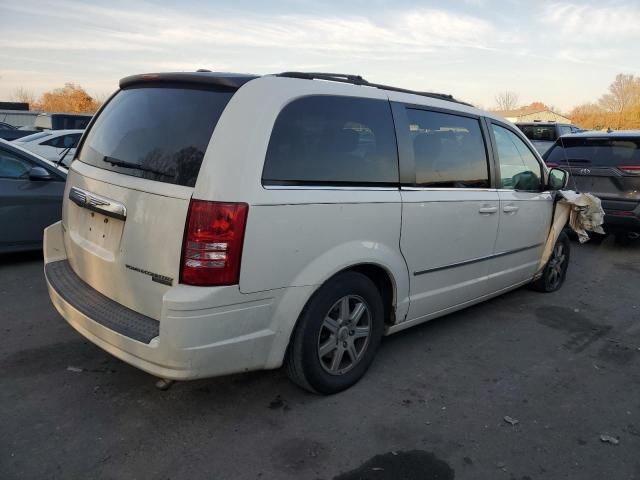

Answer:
[44,221,312,380]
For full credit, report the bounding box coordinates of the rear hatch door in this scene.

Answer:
[62,79,239,320]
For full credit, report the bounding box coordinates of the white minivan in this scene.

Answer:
[44,72,570,394]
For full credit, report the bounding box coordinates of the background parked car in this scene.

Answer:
[33,112,92,131]
[543,131,640,243]
[14,129,83,167]
[0,139,67,254]
[516,122,581,155]
[0,112,92,141]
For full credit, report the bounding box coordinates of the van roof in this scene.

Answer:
[119,70,470,107]
[274,72,471,106]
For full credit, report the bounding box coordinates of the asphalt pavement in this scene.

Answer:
[1,238,639,479]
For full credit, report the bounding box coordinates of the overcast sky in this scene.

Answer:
[1,0,639,112]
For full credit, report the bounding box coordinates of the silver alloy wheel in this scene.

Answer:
[317,295,371,375]
[547,242,566,289]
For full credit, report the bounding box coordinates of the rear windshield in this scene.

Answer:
[77,85,234,187]
[517,125,557,142]
[544,137,640,166]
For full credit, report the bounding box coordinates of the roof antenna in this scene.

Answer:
[196,69,212,72]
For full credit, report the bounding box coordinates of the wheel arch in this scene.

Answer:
[265,259,408,369]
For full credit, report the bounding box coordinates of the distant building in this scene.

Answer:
[0,110,41,128]
[493,108,572,124]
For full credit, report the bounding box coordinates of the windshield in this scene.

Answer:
[77,85,235,187]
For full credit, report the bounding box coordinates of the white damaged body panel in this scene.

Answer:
[538,190,605,270]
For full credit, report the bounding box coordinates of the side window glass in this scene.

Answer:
[63,134,80,148]
[263,96,398,185]
[406,109,489,188]
[0,150,33,179]
[492,124,542,191]
[42,136,62,147]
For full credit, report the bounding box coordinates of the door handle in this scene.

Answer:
[478,206,498,214]
[503,205,519,213]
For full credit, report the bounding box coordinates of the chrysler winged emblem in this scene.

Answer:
[68,186,127,220]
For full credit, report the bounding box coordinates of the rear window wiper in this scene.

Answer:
[102,156,172,178]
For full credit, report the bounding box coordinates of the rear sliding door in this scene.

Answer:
[392,104,500,321]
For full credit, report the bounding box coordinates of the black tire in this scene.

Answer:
[285,271,384,394]
[588,232,608,245]
[532,231,570,292]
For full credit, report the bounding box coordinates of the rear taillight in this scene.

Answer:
[618,165,640,175]
[545,162,560,168]
[180,200,249,286]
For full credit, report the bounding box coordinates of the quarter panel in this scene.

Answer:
[240,195,409,321]
[192,76,390,204]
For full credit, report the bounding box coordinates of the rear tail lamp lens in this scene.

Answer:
[618,165,640,175]
[180,200,249,286]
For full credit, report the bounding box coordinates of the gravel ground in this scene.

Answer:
[1,238,639,480]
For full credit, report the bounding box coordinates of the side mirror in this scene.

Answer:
[547,167,568,191]
[29,166,52,181]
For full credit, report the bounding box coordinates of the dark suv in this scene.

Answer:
[516,122,581,155]
[543,132,640,241]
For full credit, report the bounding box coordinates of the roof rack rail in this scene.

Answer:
[276,72,473,107]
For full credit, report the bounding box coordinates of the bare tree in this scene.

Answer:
[494,91,519,111]
[598,74,640,129]
[91,91,111,110]
[12,87,37,107]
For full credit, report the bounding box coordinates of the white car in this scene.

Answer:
[14,129,83,166]
[43,72,570,394]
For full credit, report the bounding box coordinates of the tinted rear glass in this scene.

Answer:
[517,125,556,142]
[545,137,640,166]
[407,109,489,188]
[77,86,234,187]
[262,95,398,185]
